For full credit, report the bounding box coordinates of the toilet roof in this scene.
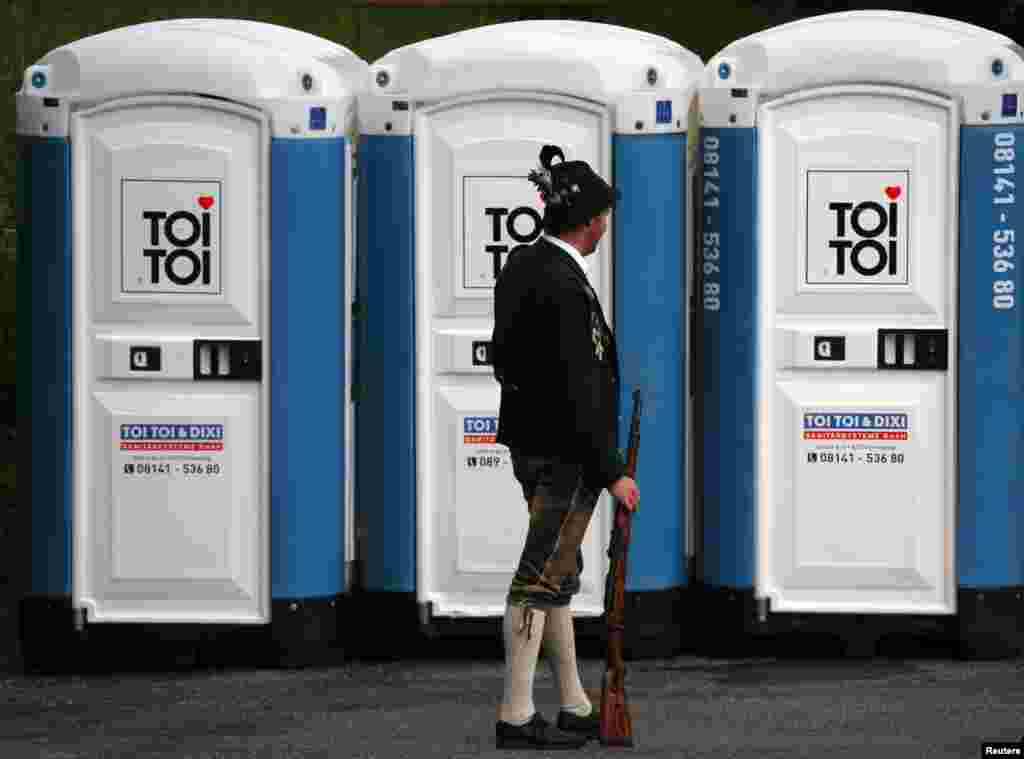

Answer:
[368,20,704,102]
[24,18,368,104]
[704,10,1023,94]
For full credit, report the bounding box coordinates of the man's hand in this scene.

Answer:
[610,476,639,511]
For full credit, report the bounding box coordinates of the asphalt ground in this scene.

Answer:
[1,407,1021,758]
[0,632,1021,759]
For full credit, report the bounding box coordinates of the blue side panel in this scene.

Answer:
[613,133,687,592]
[270,138,346,599]
[18,137,73,596]
[355,135,416,592]
[700,128,757,590]
[957,125,1024,588]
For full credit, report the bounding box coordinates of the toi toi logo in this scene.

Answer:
[463,175,547,290]
[484,206,543,280]
[142,200,214,286]
[463,416,499,434]
[806,171,909,286]
[123,180,221,294]
[827,195,900,277]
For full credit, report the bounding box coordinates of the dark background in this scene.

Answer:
[2,0,1021,668]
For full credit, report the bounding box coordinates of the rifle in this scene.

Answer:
[599,386,642,748]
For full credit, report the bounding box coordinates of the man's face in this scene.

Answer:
[584,210,610,254]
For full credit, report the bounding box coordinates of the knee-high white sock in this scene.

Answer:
[499,604,547,725]
[542,605,592,716]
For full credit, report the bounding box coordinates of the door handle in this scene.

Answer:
[876,329,947,370]
[193,340,262,380]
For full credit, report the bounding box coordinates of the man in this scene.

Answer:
[490,145,640,750]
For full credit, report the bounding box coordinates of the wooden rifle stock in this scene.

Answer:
[599,387,642,748]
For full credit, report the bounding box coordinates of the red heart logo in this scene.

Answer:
[198,196,214,209]
[884,186,901,200]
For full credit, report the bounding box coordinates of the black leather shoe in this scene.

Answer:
[556,708,601,740]
[496,713,588,750]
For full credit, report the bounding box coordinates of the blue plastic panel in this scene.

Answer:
[700,128,758,590]
[355,135,416,592]
[270,138,346,598]
[957,125,1023,588]
[18,137,72,596]
[613,133,687,591]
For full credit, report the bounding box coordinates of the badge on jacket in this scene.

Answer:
[591,313,608,362]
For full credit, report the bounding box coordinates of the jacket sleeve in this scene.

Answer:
[490,284,507,385]
[491,258,527,388]
[547,278,625,491]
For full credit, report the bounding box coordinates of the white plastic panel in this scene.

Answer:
[705,10,1023,96]
[363,20,702,136]
[700,11,1023,129]
[764,9,1018,45]
[16,21,367,139]
[757,86,956,615]
[82,392,261,621]
[79,103,261,326]
[371,20,702,104]
[117,18,368,80]
[415,92,613,618]
[767,89,951,319]
[766,380,951,612]
[72,96,269,624]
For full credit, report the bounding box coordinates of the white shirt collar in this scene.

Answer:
[543,233,589,277]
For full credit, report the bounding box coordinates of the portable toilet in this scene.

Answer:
[16,19,366,669]
[355,20,703,656]
[698,10,1024,658]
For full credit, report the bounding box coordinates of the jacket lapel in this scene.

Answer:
[538,238,618,379]
[545,240,611,327]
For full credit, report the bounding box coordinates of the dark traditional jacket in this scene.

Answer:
[491,236,624,490]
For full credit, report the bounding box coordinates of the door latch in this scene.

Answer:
[193,340,262,380]
[877,329,947,370]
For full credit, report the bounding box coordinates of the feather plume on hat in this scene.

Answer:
[528,144,580,208]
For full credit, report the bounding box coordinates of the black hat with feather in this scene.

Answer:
[527,145,619,233]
